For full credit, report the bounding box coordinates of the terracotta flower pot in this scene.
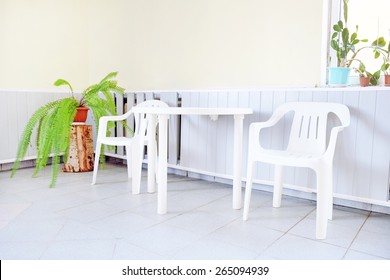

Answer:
[359,76,370,87]
[384,75,390,86]
[74,106,89,122]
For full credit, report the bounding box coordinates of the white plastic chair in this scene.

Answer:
[91,100,168,194]
[243,102,350,239]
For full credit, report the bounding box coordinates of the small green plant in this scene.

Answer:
[11,72,125,187]
[330,0,368,67]
[353,61,380,85]
[371,37,390,75]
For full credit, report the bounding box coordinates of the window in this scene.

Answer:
[348,0,390,76]
[323,0,390,85]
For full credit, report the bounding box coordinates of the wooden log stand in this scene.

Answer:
[63,124,94,172]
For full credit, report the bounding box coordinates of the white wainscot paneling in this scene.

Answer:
[0,90,65,164]
[2,88,390,211]
[160,88,390,210]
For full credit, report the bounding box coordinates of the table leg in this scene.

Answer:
[157,114,169,214]
[147,115,157,193]
[233,114,245,209]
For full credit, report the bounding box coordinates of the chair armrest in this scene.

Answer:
[99,108,134,122]
[323,125,347,161]
[97,110,134,140]
[248,110,286,150]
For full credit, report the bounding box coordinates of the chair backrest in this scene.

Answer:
[274,102,350,155]
[133,100,169,136]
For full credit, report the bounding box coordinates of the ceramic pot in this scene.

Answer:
[328,67,351,86]
[359,76,370,87]
[384,75,390,86]
[74,106,89,123]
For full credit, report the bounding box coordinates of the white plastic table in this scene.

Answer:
[132,106,253,214]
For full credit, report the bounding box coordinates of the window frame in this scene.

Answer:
[321,0,342,86]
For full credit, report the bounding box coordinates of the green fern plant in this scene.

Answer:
[11,71,126,187]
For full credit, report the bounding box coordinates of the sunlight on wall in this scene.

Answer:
[0,0,88,90]
[0,0,322,90]
[88,0,323,90]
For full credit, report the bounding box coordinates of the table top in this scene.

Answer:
[132,106,253,116]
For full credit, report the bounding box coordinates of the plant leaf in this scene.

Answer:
[333,24,341,32]
[342,28,349,46]
[343,0,348,23]
[372,37,386,47]
[54,79,73,93]
[331,40,339,51]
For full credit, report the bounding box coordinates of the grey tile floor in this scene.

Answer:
[1,163,390,260]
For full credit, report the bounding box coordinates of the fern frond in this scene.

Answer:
[99,89,116,114]
[34,108,57,175]
[12,97,78,187]
[11,100,62,176]
[50,98,78,175]
[50,154,61,188]
[54,79,73,93]
[100,71,118,83]
[34,98,77,178]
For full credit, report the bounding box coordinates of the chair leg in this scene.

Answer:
[147,140,157,193]
[91,142,101,185]
[273,165,284,208]
[315,166,332,239]
[327,166,334,221]
[126,145,132,179]
[243,161,255,220]
[154,146,158,186]
[131,139,142,195]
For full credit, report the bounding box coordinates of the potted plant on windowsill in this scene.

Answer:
[11,71,125,187]
[353,61,380,87]
[372,37,390,86]
[329,0,368,86]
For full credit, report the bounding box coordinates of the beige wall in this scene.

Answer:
[0,0,88,90]
[1,0,323,91]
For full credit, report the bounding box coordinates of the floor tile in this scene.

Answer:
[0,203,31,221]
[0,218,66,242]
[172,235,259,260]
[1,163,390,260]
[304,206,369,231]
[350,230,390,259]
[0,220,10,230]
[129,200,181,222]
[241,189,274,209]
[288,217,360,247]
[54,220,116,241]
[343,249,387,260]
[56,201,123,223]
[196,196,244,219]
[100,191,157,212]
[164,210,236,234]
[41,239,117,259]
[208,219,284,253]
[112,240,166,260]
[262,234,347,260]
[244,203,315,232]
[22,193,96,213]
[361,212,390,235]
[88,211,158,238]
[124,223,203,258]
[0,241,50,259]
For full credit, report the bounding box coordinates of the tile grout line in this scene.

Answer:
[252,206,317,259]
[341,210,371,259]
